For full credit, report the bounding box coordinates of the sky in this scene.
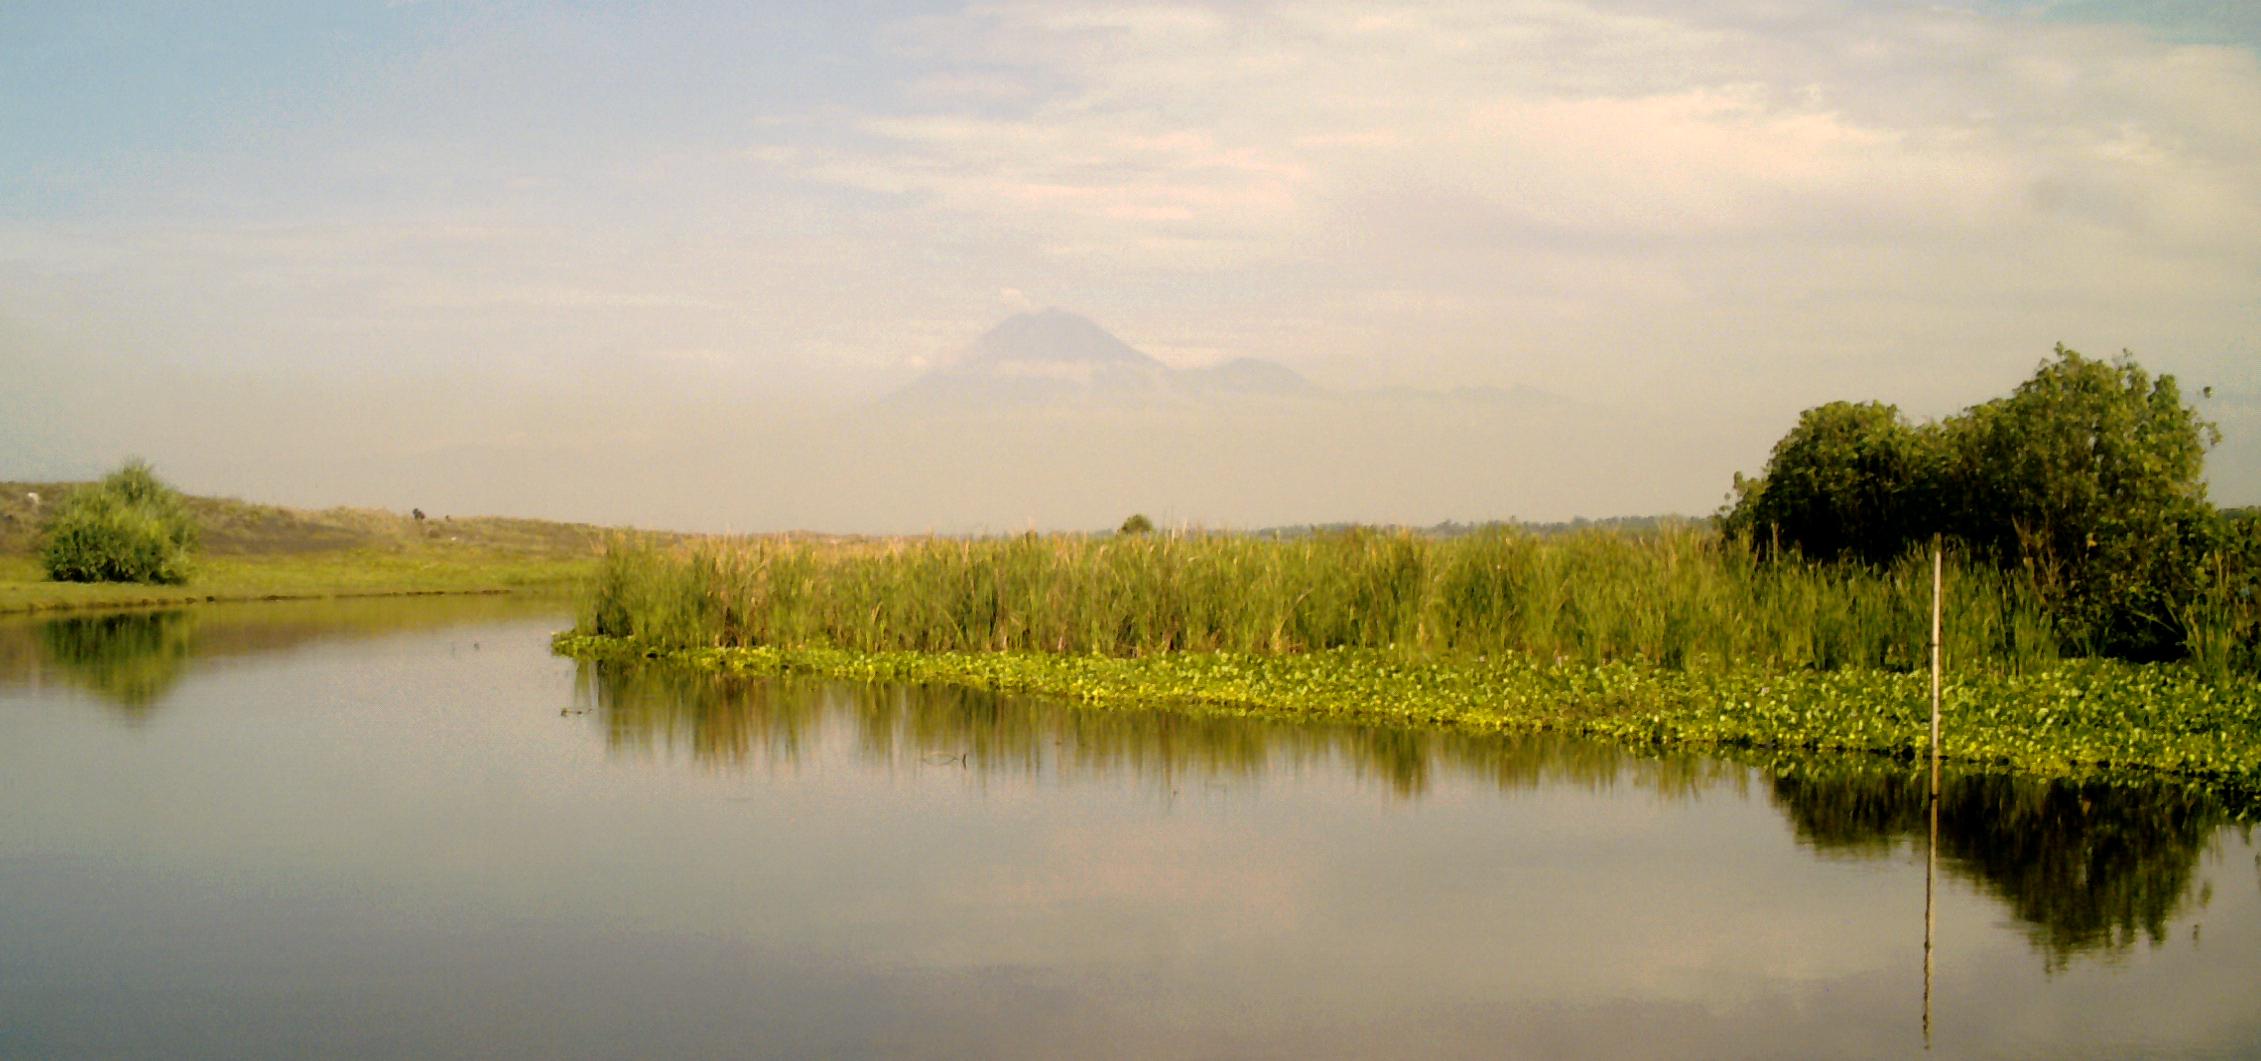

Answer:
[2,0,2256,532]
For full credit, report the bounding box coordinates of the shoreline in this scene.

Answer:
[555,633,2261,811]
[0,585,547,617]
[0,552,593,616]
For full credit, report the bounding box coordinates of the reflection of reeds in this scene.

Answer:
[577,662,815,768]
[576,657,1739,801]
[584,654,2236,970]
[580,526,2062,673]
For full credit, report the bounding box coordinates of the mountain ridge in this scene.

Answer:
[885,308,1568,412]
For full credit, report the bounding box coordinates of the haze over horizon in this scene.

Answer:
[5,2,2257,534]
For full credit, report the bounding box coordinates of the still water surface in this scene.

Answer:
[2,599,2256,1057]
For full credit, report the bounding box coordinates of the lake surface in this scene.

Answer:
[2,598,2256,1058]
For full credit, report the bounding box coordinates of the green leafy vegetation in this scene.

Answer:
[555,634,2261,808]
[1724,346,2251,667]
[39,460,200,585]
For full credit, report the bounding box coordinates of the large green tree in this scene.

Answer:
[1726,346,2225,660]
[1938,348,2216,656]
[1721,400,1934,564]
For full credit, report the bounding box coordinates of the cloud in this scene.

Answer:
[3,0,2257,523]
[823,0,2261,260]
[757,1,2260,420]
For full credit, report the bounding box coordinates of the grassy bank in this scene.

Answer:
[0,551,591,613]
[0,481,607,613]
[558,527,2261,798]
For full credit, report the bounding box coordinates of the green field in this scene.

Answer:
[0,481,606,613]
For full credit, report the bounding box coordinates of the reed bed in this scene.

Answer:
[579,525,2066,674]
[564,527,2261,794]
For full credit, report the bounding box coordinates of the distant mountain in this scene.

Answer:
[888,309,1310,410]
[886,308,1567,414]
[964,308,1160,369]
[1176,357,1319,397]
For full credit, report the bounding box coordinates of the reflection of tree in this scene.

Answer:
[574,659,1739,801]
[1771,762,2230,968]
[37,610,198,714]
[589,657,2251,972]
[0,596,559,712]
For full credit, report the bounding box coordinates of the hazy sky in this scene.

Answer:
[4,1,2257,532]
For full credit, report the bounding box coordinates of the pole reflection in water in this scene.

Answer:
[1925,756,1938,1048]
[584,655,2251,977]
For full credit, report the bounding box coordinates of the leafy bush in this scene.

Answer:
[1724,347,2241,664]
[1938,349,2216,658]
[40,460,200,585]
[1720,400,1935,564]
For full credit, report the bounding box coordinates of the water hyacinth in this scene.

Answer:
[554,636,2261,813]
[562,526,2261,805]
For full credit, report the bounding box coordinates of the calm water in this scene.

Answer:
[1,599,2256,1058]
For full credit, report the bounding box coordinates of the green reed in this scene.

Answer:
[578,525,2069,674]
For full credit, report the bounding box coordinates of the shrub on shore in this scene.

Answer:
[1724,347,2251,668]
[40,460,200,585]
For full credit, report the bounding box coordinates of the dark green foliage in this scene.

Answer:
[1727,347,2242,666]
[39,460,200,585]
[1118,513,1155,535]
[1721,401,1934,564]
[1941,348,2218,658]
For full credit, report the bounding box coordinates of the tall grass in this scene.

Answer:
[580,525,2078,673]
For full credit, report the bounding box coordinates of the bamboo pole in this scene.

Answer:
[1931,537,1943,788]
[1923,536,1942,1049]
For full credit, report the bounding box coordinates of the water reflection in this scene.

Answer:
[1771,762,2238,968]
[35,610,198,715]
[583,656,2248,970]
[0,595,565,712]
[575,658,1738,800]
